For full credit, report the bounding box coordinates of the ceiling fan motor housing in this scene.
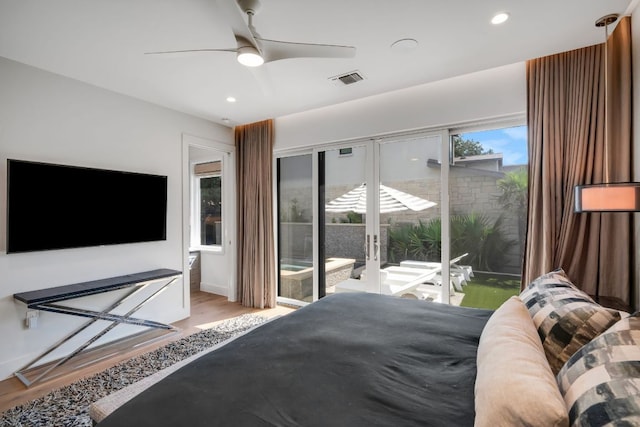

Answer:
[237,0,261,16]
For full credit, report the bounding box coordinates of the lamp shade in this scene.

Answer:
[574,183,640,212]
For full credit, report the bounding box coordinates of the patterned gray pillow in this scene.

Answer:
[519,269,622,375]
[520,268,595,311]
[557,313,640,427]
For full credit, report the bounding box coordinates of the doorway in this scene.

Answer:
[182,134,236,311]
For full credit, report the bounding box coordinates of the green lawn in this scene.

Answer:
[459,272,521,310]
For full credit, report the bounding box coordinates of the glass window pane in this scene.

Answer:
[324,146,366,295]
[200,176,222,246]
[381,135,444,301]
[450,125,527,309]
[278,155,314,302]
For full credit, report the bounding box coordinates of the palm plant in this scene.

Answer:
[388,213,514,271]
[496,168,528,255]
[388,223,413,263]
[497,168,527,212]
[389,218,443,263]
[407,219,441,261]
[451,213,514,270]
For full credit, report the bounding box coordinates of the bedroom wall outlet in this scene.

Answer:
[25,310,39,329]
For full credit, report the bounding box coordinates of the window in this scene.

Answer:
[448,124,528,309]
[194,161,222,247]
[274,121,527,309]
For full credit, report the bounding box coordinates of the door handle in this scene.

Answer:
[365,234,370,261]
[373,235,379,261]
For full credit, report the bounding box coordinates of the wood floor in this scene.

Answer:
[0,291,294,413]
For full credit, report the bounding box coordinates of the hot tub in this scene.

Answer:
[279,257,355,302]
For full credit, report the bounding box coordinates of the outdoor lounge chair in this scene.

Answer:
[338,266,442,299]
[399,253,474,291]
[337,253,470,298]
[378,268,443,298]
[415,283,452,302]
[424,272,466,291]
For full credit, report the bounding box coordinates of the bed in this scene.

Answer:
[93,292,492,426]
[92,269,640,427]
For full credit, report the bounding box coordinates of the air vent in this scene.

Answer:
[329,70,365,86]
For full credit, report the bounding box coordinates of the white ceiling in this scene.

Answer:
[0,0,634,127]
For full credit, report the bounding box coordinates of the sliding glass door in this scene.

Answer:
[378,134,448,302]
[277,154,314,303]
[276,124,525,307]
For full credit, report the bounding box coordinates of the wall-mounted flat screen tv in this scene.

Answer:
[6,159,168,254]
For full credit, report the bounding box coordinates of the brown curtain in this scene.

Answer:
[523,17,632,306]
[235,119,276,308]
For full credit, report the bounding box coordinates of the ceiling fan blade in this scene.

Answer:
[144,48,237,57]
[257,38,356,63]
[146,0,355,69]
[215,0,260,50]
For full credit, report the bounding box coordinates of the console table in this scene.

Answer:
[13,268,182,387]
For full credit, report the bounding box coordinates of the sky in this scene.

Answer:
[459,125,528,166]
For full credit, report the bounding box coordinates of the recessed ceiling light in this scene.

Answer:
[491,12,509,25]
[226,96,236,103]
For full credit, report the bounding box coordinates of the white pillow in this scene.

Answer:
[475,296,569,427]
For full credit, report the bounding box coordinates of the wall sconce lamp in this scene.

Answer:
[575,183,640,212]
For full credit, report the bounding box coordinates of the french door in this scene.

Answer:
[277,131,450,305]
[321,143,378,295]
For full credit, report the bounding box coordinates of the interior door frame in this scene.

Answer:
[182,133,236,304]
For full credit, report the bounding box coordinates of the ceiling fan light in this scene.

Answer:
[237,46,264,67]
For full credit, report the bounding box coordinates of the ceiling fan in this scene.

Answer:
[145,0,356,67]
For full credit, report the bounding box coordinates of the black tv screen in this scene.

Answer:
[6,159,168,253]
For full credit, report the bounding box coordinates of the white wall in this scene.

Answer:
[0,57,232,380]
[274,62,526,151]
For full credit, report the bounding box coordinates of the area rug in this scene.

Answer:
[1,313,268,427]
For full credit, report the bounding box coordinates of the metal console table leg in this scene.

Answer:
[13,269,182,387]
